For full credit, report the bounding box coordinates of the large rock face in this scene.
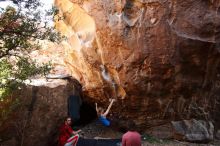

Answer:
[0,79,79,146]
[54,0,220,129]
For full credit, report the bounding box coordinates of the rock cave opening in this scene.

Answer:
[74,101,97,126]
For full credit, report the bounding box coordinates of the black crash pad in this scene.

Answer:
[77,138,121,146]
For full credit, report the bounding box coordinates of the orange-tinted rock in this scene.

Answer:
[54,0,220,129]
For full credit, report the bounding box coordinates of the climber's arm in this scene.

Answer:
[95,103,98,112]
[103,99,115,117]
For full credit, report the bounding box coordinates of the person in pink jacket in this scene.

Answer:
[122,121,141,146]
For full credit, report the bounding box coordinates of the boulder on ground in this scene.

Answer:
[171,119,214,142]
[0,78,81,146]
[145,123,173,139]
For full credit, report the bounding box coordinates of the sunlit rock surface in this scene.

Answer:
[54,0,220,130]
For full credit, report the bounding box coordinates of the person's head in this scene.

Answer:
[97,107,104,115]
[64,117,72,126]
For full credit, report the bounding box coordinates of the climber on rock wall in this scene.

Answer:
[95,99,116,127]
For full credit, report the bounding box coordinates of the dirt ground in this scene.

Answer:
[76,121,220,146]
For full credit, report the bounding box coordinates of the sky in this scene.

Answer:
[0,0,54,10]
[0,0,55,25]
[39,0,54,11]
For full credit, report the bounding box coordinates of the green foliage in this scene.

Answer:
[0,59,11,97]
[0,57,52,100]
[0,3,63,137]
[0,0,60,119]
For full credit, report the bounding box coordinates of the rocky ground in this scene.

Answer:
[76,121,220,146]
